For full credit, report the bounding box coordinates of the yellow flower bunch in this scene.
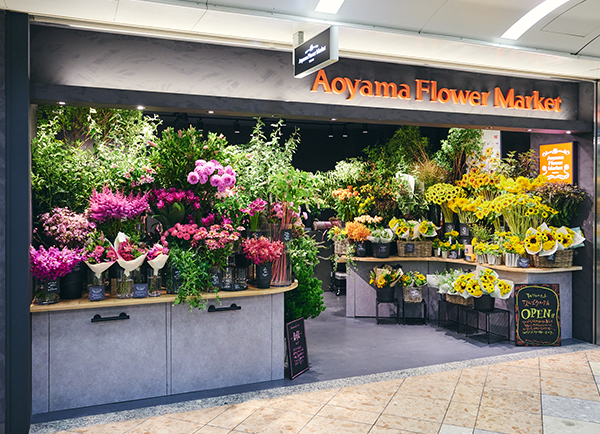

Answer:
[465,277,483,297]
[448,196,483,224]
[497,280,512,297]
[524,229,542,253]
[479,269,497,294]
[555,228,575,249]
[500,234,526,256]
[401,274,412,285]
[418,220,437,237]
[389,218,410,237]
[327,225,348,242]
[539,227,557,251]
[453,273,474,294]
[369,265,402,288]
[358,196,374,215]
[345,221,371,242]
[498,175,548,194]
[456,169,500,200]
[425,184,465,222]
[491,193,557,238]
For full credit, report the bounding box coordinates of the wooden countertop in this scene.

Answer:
[339,255,582,274]
[30,281,298,313]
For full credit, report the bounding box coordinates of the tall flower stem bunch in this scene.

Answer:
[456,169,500,201]
[88,186,149,239]
[30,245,85,281]
[37,207,96,249]
[425,183,465,224]
[331,186,361,222]
[490,193,557,239]
[242,236,284,265]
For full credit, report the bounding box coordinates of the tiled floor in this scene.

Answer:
[34,348,600,434]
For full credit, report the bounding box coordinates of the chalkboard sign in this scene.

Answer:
[133,283,148,298]
[281,229,293,243]
[286,318,309,379]
[518,257,530,268]
[405,243,415,253]
[515,284,560,346]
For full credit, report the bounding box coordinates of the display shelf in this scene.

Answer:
[30,281,298,313]
[339,255,582,273]
[465,307,510,344]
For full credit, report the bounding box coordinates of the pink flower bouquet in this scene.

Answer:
[30,245,85,281]
[114,232,147,277]
[187,159,237,193]
[38,207,96,249]
[241,198,268,231]
[84,232,117,278]
[242,236,285,265]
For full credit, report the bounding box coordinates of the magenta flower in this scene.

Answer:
[210,174,222,188]
[30,245,85,280]
[187,171,200,185]
[88,186,148,223]
[39,207,95,249]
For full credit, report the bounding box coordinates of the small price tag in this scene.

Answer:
[281,229,293,243]
[46,280,59,295]
[449,251,458,259]
[518,257,530,268]
[210,273,222,287]
[133,283,148,298]
[410,289,420,299]
[88,285,105,301]
[405,243,415,253]
[547,254,556,262]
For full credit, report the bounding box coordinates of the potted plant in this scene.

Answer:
[369,265,402,302]
[242,236,285,289]
[345,221,371,257]
[498,231,526,268]
[367,227,394,258]
[30,245,84,305]
[424,183,465,233]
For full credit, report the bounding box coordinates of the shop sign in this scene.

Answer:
[310,69,562,114]
[294,27,339,79]
[515,284,561,346]
[539,142,575,184]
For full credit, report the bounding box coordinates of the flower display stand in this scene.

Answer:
[376,298,400,325]
[402,286,427,325]
[464,307,510,344]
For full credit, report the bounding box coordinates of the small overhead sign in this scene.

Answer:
[294,27,338,79]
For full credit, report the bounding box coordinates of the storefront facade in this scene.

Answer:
[0,11,598,431]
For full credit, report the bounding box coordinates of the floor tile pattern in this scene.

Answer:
[32,348,600,434]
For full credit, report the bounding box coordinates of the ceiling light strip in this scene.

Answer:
[501,0,570,40]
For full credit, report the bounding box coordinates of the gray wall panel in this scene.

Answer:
[0,11,5,433]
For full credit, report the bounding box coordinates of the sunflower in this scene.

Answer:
[497,280,512,297]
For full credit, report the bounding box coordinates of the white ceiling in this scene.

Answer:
[4,0,600,80]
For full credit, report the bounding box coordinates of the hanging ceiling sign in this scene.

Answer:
[294,27,339,79]
[310,69,563,114]
[539,142,576,184]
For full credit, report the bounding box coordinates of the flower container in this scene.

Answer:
[396,241,433,258]
[445,293,473,306]
[355,241,368,257]
[504,253,520,268]
[220,259,236,291]
[433,248,441,257]
[209,266,222,290]
[165,264,181,294]
[334,239,349,256]
[132,267,148,298]
[34,278,60,305]
[88,272,106,301]
[476,254,487,264]
[271,251,293,287]
[441,251,449,259]
[531,250,574,268]
[474,294,495,312]
[372,242,391,259]
[60,262,86,300]
[403,285,423,303]
[256,262,272,289]
[375,286,395,302]
[147,268,162,297]
[487,254,502,266]
[115,268,133,299]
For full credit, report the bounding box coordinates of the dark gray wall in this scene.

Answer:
[531,133,595,342]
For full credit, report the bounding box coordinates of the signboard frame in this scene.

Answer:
[539,142,577,184]
[515,284,561,346]
[285,317,309,379]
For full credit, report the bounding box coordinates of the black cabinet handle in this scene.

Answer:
[208,303,241,313]
[91,312,130,322]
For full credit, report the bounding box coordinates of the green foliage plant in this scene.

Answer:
[434,128,484,183]
[364,126,430,173]
[31,105,159,217]
[169,246,215,310]
[535,182,586,227]
[498,149,540,179]
[286,235,325,322]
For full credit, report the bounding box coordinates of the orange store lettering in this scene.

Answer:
[311,70,562,113]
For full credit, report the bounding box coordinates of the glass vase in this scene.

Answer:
[34,278,60,305]
[88,272,106,302]
[165,263,182,294]
[116,269,133,299]
[147,268,162,297]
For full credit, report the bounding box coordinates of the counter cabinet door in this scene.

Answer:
[47,304,168,412]
[171,296,275,394]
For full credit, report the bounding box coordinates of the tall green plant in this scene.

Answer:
[364,126,430,172]
[286,236,325,322]
[434,128,484,183]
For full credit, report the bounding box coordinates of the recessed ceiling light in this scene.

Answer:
[137,105,145,110]
[315,0,345,14]
[331,118,337,121]
[501,0,569,40]
[208,110,214,114]
[58,101,66,105]
[527,129,533,132]
[328,125,334,138]
[566,131,572,135]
